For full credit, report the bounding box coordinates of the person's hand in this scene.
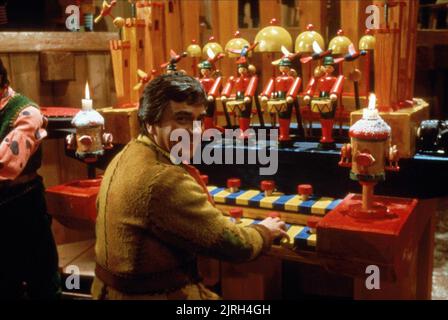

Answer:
[207,95,215,102]
[221,96,227,103]
[261,96,268,103]
[286,96,294,104]
[244,96,251,104]
[258,217,289,241]
[330,93,338,102]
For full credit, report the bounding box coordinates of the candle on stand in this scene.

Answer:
[82,82,93,110]
[363,93,378,119]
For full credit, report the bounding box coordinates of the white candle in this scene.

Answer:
[82,82,93,110]
[363,93,378,119]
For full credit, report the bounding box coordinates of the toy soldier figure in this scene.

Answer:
[260,51,302,143]
[0,58,60,299]
[221,44,259,138]
[303,56,344,149]
[197,49,224,132]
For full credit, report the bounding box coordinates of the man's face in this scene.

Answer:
[147,100,205,160]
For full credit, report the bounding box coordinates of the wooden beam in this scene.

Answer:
[0,32,118,53]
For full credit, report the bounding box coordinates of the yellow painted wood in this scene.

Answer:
[307,234,317,247]
[311,197,334,215]
[235,190,261,205]
[207,186,218,193]
[282,225,305,246]
[214,189,232,203]
[284,195,303,212]
[260,196,281,209]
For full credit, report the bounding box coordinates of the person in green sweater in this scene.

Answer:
[0,58,60,299]
[92,72,287,299]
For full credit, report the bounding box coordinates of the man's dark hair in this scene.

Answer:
[0,58,9,89]
[138,72,206,134]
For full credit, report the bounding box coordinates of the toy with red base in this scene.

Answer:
[260,46,302,144]
[338,94,399,218]
[221,43,259,138]
[197,48,225,134]
[317,192,434,299]
[303,55,344,149]
[66,83,113,164]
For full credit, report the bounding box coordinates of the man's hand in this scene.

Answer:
[258,217,289,240]
[286,96,294,104]
[207,95,215,102]
[261,96,268,103]
[244,96,251,104]
[221,96,227,103]
[330,93,338,102]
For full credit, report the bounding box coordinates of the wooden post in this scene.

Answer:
[164,0,183,70]
[149,2,166,72]
[123,18,146,104]
[180,0,200,74]
[211,0,238,81]
[110,40,131,107]
[340,0,373,95]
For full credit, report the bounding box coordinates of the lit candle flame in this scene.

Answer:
[368,93,376,110]
[85,82,91,100]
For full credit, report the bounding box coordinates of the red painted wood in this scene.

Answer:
[317,193,420,282]
[45,178,101,223]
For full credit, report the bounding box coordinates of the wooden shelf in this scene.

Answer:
[0,32,119,53]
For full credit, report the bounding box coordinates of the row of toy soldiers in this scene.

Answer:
[136,42,345,148]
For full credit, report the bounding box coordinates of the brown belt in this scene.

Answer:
[0,172,38,188]
[95,262,200,295]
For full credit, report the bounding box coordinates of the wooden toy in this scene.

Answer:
[295,24,326,84]
[133,69,157,91]
[198,48,225,133]
[359,29,376,94]
[303,55,344,149]
[66,83,113,163]
[260,46,302,143]
[160,49,188,74]
[94,0,117,24]
[339,94,399,218]
[186,39,202,77]
[221,42,259,136]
